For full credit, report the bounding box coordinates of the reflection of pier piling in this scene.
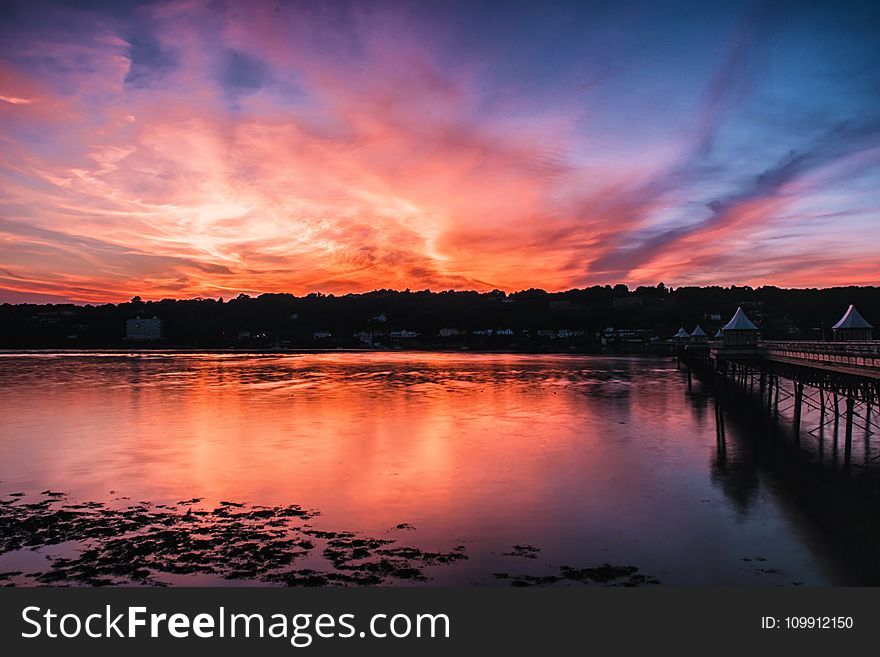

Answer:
[678,305,879,471]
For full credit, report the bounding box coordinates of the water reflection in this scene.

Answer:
[706,377,880,585]
[0,352,872,585]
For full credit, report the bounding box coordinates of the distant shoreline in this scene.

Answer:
[0,347,669,356]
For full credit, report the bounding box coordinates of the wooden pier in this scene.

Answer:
[677,306,879,469]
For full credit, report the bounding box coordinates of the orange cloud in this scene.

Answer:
[1,0,879,303]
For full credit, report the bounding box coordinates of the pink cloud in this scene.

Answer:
[0,0,878,303]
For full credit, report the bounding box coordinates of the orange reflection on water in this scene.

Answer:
[0,352,844,585]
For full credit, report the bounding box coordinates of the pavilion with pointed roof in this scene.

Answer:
[690,324,707,343]
[721,307,759,347]
[673,326,690,344]
[832,304,873,341]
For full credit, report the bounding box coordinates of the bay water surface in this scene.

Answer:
[0,352,857,585]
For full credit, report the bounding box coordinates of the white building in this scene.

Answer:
[126,317,162,341]
[690,324,707,343]
[832,304,873,341]
[721,307,759,347]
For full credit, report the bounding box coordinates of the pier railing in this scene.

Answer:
[760,341,880,370]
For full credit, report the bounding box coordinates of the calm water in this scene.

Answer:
[0,352,861,585]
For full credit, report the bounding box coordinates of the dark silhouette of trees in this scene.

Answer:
[0,285,876,349]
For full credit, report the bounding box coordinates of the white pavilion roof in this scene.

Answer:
[832,304,873,330]
[674,327,690,338]
[722,307,758,331]
[690,324,707,337]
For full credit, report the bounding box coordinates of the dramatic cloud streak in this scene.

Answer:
[1,0,879,302]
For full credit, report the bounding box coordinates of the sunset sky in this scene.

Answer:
[1,0,879,303]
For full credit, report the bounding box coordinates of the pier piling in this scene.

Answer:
[793,382,803,444]
[845,395,855,468]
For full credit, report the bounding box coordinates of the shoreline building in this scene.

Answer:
[721,307,759,347]
[690,324,708,344]
[832,305,874,341]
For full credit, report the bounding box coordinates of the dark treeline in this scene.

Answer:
[0,284,877,350]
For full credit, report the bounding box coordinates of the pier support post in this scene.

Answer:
[793,382,803,444]
[845,395,854,468]
[832,401,840,466]
[714,399,725,444]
